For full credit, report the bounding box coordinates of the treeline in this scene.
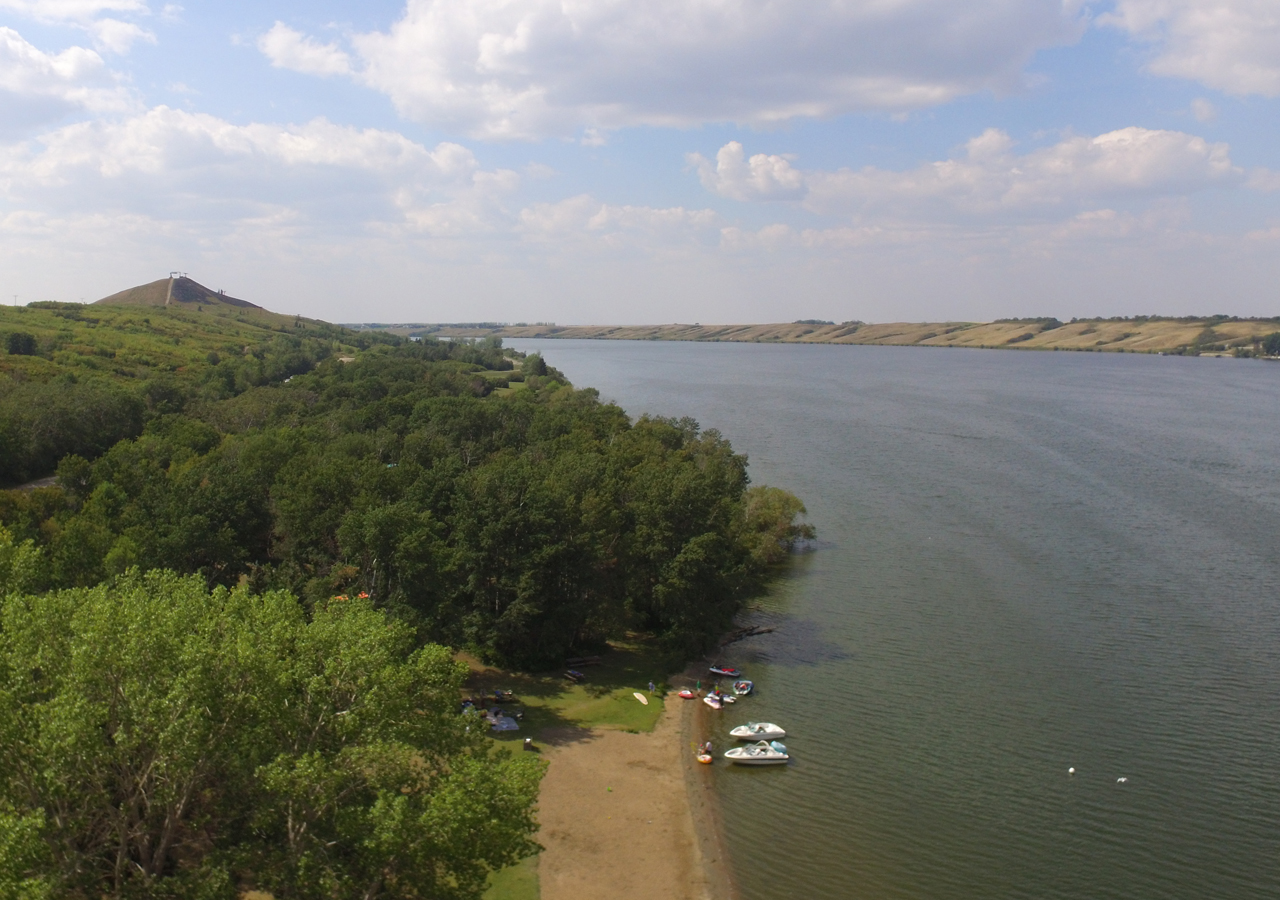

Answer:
[2,338,811,667]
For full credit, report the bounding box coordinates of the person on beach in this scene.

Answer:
[649,681,656,693]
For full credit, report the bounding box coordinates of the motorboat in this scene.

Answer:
[709,664,741,677]
[732,680,753,696]
[703,694,722,710]
[730,722,785,740]
[724,740,789,765]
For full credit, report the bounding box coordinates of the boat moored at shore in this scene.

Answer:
[724,740,789,765]
[730,722,785,740]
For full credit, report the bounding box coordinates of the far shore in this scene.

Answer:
[349,317,1280,357]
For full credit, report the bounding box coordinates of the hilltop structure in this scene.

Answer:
[95,275,261,310]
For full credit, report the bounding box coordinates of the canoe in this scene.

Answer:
[730,722,785,740]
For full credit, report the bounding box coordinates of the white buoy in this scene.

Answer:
[1116,777,1128,783]
[1068,767,1075,775]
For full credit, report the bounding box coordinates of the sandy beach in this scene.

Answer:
[536,697,735,900]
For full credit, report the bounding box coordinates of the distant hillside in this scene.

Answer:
[352,317,1280,357]
[96,276,261,310]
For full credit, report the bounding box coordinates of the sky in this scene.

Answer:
[1,1,1278,324]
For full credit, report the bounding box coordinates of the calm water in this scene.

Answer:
[511,340,1280,900]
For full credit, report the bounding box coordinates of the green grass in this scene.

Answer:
[483,855,539,900]
[467,638,677,739]
[0,302,355,384]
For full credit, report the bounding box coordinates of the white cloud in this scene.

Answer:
[1101,0,1280,96]
[519,195,717,248]
[0,107,519,238]
[689,142,804,201]
[696,128,1241,221]
[1190,97,1217,121]
[0,26,132,136]
[0,0,145,21]
[1247,168,1280,191]
[258,22,352,77]
[266,0,1085,139]
[89,18,154,54]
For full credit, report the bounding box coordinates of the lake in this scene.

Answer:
[509,339,1280,900]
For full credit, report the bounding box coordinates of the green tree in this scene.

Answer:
[0,571,542,899]
[4,333,36,356]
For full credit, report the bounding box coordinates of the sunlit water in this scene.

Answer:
[510,340,1280,899]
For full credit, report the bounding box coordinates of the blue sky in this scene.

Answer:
[2,1,1278,323]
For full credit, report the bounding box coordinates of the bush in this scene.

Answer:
[4,333,36,356]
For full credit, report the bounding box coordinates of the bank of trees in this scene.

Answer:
[0,570,541,899]
[3,342,812,665]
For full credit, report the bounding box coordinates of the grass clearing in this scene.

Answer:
[463,637,677,738]
[483,855,539,900]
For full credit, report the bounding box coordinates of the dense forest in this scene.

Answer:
[0,298,812,898]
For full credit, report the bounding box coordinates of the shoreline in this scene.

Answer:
[351,318,1280,357]
[678,676,738,900]
[529,672,738,900]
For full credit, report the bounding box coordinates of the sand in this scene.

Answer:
[535,699,735,900]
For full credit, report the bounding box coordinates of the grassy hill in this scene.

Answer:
[96,275,263,310]
[0,281,380,486]
[356,317,1280,357]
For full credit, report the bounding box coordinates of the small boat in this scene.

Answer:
[678,689,696,699]
[703,694,722,710]
[724,740,789,765]
[732,680,753,696]
[696,741,714,764]
[730,722,785,740]
[709,664,740,677]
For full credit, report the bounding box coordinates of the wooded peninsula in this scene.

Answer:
[0,278,812,899]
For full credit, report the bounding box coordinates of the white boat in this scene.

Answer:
[730,722,785,740]
[724,740,789,765]
[703,694,722,710]
[732,680,753,695]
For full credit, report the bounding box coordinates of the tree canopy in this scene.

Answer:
[3,334,812,666]
[0,571,542,900]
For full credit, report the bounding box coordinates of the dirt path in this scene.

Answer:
[536,701,732,900]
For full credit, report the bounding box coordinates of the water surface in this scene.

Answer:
[510,340,1280,900]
